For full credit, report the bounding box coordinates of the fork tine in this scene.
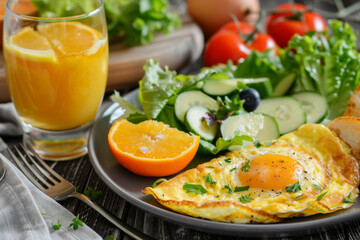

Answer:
[8,146,48,191]
[22,144,64,181]
[20,144,61,183]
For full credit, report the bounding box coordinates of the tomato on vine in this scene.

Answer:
[204,21,277,67]
[265,3,327,48]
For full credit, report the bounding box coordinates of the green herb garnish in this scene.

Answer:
[84,186,102,201]
[241,160,251,172]
[285,181,302,193]
[316,192,327,201]
[253,140,262,148]
[205,166,215,169]
[223,185,233,194]
[52,220,62,230]
[230,167,237,172]
[152,178,168,188]
[224,158,232,163]
[204,173,217,185]
[343,193,355,203]
[69,216,83,230]
[312,184,322,191]
[105,235,115,240]
[295,194,304,199]
[183,183,207,194]
[234,186,249,192]
[239,194,252,203]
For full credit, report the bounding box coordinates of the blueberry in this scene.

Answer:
[239,88,260,112]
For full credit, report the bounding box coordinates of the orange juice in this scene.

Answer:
[3,22,108,131]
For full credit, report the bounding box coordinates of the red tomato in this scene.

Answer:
[266,3,327,48]
[204,21,278,67]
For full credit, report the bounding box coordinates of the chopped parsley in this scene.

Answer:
[223,185,233,194]
[234,186,249,192]
[84,186,102,201]
[52,220,62,230]
[230,167,237,172]
[241,160,251,172]
[285,181,302,193]
[152,178,168,188]
[205,166,215,169]
[204,173,217,185]
[316,191,327,201]
[343,193,354,203]
[312,184,322,191]
[224,158,232,163]
[253,140,262,148]
[69,216,83,230]
[239,194,252,203]
[295,194,304,199]
[183,183,208,194]
[105,235,115,240]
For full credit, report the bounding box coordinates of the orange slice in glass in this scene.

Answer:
[6,26,57,62]
[37,21,102,56]
[108,119,200,177]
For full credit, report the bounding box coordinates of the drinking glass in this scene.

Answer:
[3,0,108,160]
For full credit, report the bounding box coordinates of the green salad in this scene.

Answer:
[111,19,360,155]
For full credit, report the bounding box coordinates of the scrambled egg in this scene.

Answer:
[143,124,360,223]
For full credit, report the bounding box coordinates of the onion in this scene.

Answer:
[187,0,260,38]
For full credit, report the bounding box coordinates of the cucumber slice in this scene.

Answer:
[175,90,219,122]
[255,96,306,134]
[220,113,279,148]
[202,79,238,96]
[292,91,328,123]
[271,73,296,97]
[202,78,273,98]
[235,78,273,98]
[184,105,218,141]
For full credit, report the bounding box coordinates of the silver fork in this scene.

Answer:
[8,144,154,240]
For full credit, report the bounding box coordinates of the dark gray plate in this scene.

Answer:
[88,90,360,238]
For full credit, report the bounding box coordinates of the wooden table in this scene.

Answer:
[4,0,360,239]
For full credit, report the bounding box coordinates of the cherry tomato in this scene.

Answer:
[265,3,327,48]
[204,21,277,67]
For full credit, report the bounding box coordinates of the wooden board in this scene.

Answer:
[0,19,204,103]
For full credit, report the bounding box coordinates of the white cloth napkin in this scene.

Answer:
[0,139,102,240]
[0,103,23,136]
[0,103,102,239]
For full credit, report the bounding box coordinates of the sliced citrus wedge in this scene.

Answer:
[108,119,200,177]
[37,21,102,56]
[5,26,57,62]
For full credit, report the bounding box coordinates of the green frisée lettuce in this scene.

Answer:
[281,20,360,119]
[31,0,181,46]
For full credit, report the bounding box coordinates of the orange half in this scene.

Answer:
[108,119,200,177]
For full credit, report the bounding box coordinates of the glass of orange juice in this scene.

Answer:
[3,0,108,160]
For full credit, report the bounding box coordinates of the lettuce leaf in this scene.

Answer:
[284,20,360,119]
[138,59,183,119]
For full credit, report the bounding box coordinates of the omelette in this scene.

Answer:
[143,124,360,223]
